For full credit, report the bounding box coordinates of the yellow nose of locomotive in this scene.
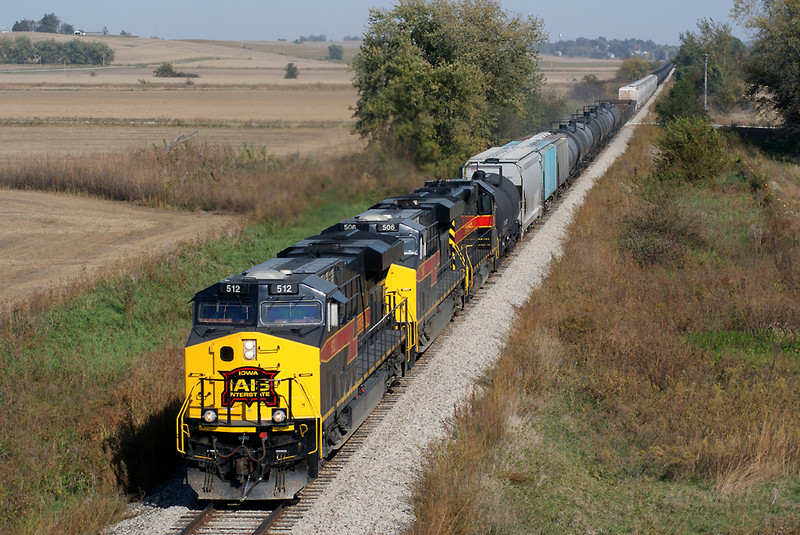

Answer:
[181,332,321,428]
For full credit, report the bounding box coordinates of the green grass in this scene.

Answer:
[491,392,800,534]
[687,329,800,366]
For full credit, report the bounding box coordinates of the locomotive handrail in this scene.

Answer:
[359,297,408,345]
[179,374,316,428]
[356,297,409,377]
[176,382,201,454]
[452,243,471,296]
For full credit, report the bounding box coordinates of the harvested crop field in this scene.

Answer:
[0,35,360,159]
[0,37,363,312]
[1,88,357,123]
[0,124,360,161]
[0,85,362,160]
[0,188,239,312]
[539,55,622,83]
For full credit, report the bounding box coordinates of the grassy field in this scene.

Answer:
[408,123,800,533]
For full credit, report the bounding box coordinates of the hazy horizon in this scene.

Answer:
[4,0,748,47]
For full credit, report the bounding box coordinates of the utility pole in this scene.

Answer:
[703,53,709,111]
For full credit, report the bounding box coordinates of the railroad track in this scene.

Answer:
[267,355,432,532]
[170,500,289,535]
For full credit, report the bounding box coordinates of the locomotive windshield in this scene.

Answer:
[261,300,323,326]
[197,302,256,325]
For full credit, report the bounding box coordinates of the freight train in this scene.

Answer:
[176,63,672,501]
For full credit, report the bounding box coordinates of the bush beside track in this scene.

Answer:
[409,125,800,534]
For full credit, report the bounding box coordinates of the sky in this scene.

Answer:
[4,0,749,46]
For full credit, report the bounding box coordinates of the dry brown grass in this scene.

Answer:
[0,143,371,219]
[409,323,565,535]
[409,122,800,533]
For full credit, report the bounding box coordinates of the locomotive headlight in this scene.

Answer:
[202,409,218,423]
[243,339,257,360]
[272,409,287,424]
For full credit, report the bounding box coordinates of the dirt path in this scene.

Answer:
[0,188,239,311]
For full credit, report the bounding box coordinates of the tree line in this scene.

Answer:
[0,35,114,65]
[12,13,76,35]
[541,37,678,61]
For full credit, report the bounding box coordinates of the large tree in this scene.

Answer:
[674,18,747,113]
[37,13,61,33]
[733,0,800,130]
[352,0,546,170]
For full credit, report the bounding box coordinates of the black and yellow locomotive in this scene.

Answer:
[176,174,520,500]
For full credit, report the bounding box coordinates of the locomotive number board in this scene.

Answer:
[269,283,299,295]
[219,283,249,295]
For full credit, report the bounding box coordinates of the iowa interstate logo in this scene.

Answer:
[219,367,278,406]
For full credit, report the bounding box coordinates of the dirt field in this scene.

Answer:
[0,188,239,312]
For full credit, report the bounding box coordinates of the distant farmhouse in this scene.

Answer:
[74,26,108,36]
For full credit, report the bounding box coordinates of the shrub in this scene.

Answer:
[654,117,730,182]
[654,77,706,124]
[327,44,344,61]
[617,57,652,81]
[153,62,198,78]
[284,62,298,79]
[153,62,177,77]
[568,74,606,101]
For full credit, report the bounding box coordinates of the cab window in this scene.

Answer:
[478,193,493,215]
[197,302,255,325]
[261,301,323,325]
[400,235,417,255]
